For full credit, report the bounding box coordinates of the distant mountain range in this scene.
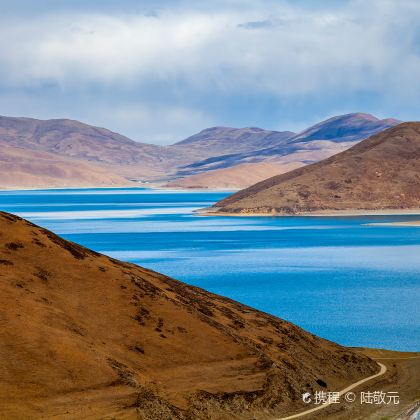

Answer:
[167,113,400,189]
[0,113,401,189]
[209,122,420,215]
[0,116,170,188]
[291,112,400,143]
[168,126,295,160]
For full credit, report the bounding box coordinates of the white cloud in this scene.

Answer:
[0,0,419,141]
[0,11,229,87]
[0,0,418,95]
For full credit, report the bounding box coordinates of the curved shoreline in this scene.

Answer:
[199,208,420,217]
[366,220,420,227]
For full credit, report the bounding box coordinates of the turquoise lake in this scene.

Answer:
[1,188,419,351]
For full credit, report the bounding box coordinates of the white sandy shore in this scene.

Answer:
[0,184,136,191]
[199,208,420,217]
[0,185,237,193]
[366,220,420,227]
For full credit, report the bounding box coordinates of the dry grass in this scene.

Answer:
[214,123,420,215]
[0,212,383,419]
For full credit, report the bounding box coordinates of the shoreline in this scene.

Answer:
[0,185,237,193]
[0,184,137,192]
[198,208,420,217]
[365,220,420,227]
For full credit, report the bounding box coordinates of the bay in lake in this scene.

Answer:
[1,188,419,351]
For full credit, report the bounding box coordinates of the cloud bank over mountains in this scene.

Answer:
[0,0,419,143]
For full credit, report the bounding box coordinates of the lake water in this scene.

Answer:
[1,188,419,351]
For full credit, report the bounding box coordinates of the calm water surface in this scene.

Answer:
[1,188,419,351]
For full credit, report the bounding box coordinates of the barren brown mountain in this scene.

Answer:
[166,113,400,189]
[210,122,420,215]
[0,113,400,189]
[165,161,305,190]
[0,144,132,189]
[167,126,295,165]
[0,212,380,419]
[164,145,350,190]
[0,116,172,181]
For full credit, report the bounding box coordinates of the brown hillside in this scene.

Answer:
[0,145,132,189]
[0,113,399,189]
[0,212,378,419]
[164,161,305,190]
[0,116,172,181]
[212,122,420,215]
[165,143,351,190]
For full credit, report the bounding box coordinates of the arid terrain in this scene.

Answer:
[164,146,349,190]
[304,348,420,420]
[0,211,399,419]
[0,113,399,189]
[167,113,400,189]
[209,122,420,215]
[167,126,295,164]
[0,144,132,189]
[164,161,305,190]
[0,116,172,185]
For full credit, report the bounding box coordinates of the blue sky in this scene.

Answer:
[0,0,419,144]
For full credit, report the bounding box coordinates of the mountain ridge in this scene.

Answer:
[0,113,401,189]
[0,211,379,418]
[291,112,400,143]
[166,113,401,189]
[209,122,420,214]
